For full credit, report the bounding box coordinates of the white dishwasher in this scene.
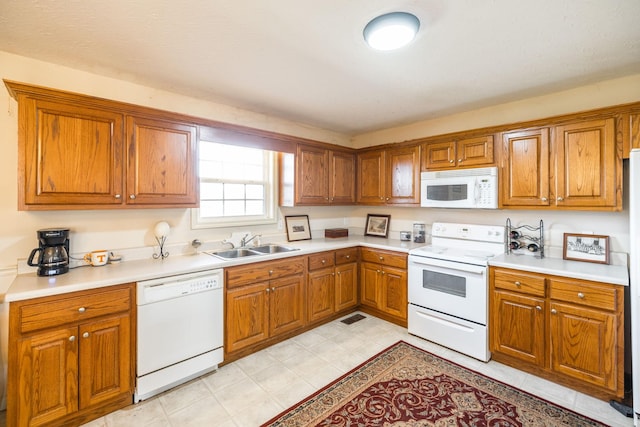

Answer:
[135,269,224,402]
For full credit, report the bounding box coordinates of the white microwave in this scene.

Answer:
[420,166,498,209]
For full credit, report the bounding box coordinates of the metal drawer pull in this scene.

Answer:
[551,309,557,314]
[345,255,350,259]
[321,259,326,264]
[69,335,76,342]
[514,281,521,286]
[78,307,86,313]
[269,270,273,275]
[82,332,90,339]
[577,292,585,299]
[535,306,542,311]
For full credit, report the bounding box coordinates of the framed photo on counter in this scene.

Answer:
[285,215,311,241]
[365,214,391,238]
[563,233,610,264]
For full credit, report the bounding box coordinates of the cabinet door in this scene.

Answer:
[126,116,197,206]
[500,129,550,207]
[78,314,131,409]
[16,327,78,426]
[330,151,356,204]
[356,150,385,204]
[380,265,407,320]
[490,290,545,366]
[269,275,305,337]
[20,97,124,208]
[359,262,380,308]
[553,118,617,208]
[457,135,494,167]
[423,141,455,170]
[386,145,420,205]
[296,145,329,205]
[550,301,619,392]
[631,113,640,150]
[225,282,269,353]
[335,262,358,312]
[307,268,335,323]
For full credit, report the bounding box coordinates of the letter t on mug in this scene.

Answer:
[84,250,109,266]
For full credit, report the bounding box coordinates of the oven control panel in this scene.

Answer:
[431,222,504,243]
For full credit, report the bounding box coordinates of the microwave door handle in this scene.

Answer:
[473,178,480,204]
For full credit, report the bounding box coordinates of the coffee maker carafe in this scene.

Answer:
[27,228,70,276]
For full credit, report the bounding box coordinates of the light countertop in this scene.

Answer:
[4,236,425,303]
[489,253,629,286]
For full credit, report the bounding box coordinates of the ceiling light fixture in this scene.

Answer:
[363,12,420,51]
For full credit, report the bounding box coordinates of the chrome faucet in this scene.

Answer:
[240,234,261,247]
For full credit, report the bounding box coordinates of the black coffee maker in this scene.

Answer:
[27,228,70,276]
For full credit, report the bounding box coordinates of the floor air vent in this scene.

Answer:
[341,314,366,325]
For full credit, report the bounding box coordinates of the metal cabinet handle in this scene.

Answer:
[379,256,384,261]
[535,306,542,311]
[381,270,385,275]
[266,288,270,293]
[337,271,341,275]
[69,335,76,342]
[82,332,90,339]
[577,292,585,299]
[551,308,557,314]
[541,197,548,202]
[332,273,335,276]
[115,194,121,199]
[345,255,350,259]
[271,287,275,292]
[557,196,564,201]
[449,159,454,163]
[321,259,326,264]
[458,158,462,162]
[376,270,381,273]
[514,281,521,287]
[269,270,273,275]
[78,307,86,313]
[129,194,136,199]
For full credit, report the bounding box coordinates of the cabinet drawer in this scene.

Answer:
[308,252,335,271]
[360,248,406,268]
[226,256,306,288]
[549,279,618,311]
[335,247,358,265]
[18,286,132,334]
[493,268,546,297]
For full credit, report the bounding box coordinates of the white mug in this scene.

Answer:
[84,250,109,266]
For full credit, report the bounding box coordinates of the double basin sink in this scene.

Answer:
[207,244,299,259]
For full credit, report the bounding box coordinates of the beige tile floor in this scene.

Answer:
[5,312,633,426]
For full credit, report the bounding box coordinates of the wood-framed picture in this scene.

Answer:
[365,214,391,238]
[563,233,610,264]
[285,215,311,241]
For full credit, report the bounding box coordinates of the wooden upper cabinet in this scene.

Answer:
[356,149,386,204]
[500,128,550,207]
[7,81,199,210]
[291,144,355,206]
[126,116,197,206]
[553,118,618,209]
[357,146,420,205]
[386,145,420,205]
[18,97,125,208]
[423,135,494,170]
[631,113,640,151]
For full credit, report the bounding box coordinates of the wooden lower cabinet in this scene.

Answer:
[490,267,624,400]
[225,257,306,358]
[8,284,134,427]
[307,249,358,324]
[359,248,407,326]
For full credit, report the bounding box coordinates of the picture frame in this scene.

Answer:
[365,214,391,238]
[285,215,312,242]
[563,233,610,264]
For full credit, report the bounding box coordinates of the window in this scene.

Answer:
[192,141,277,228]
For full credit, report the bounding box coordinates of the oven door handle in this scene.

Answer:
[409,256,486,275]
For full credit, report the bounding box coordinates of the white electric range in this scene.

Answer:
[408,222,505,361]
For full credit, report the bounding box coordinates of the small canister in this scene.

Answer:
[413,223,426,243]
[400,231,411,241]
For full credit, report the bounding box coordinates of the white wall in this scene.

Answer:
[0,50,635,271]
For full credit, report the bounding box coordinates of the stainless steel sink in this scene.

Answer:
[207,244,299,259]
[252,244,299,254]
[211,248,262,259]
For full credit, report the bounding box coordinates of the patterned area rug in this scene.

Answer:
[262,341,607,426]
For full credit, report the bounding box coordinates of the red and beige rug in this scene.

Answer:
[262,341,608,426]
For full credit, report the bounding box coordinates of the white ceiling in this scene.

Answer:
[1,1,639,135]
